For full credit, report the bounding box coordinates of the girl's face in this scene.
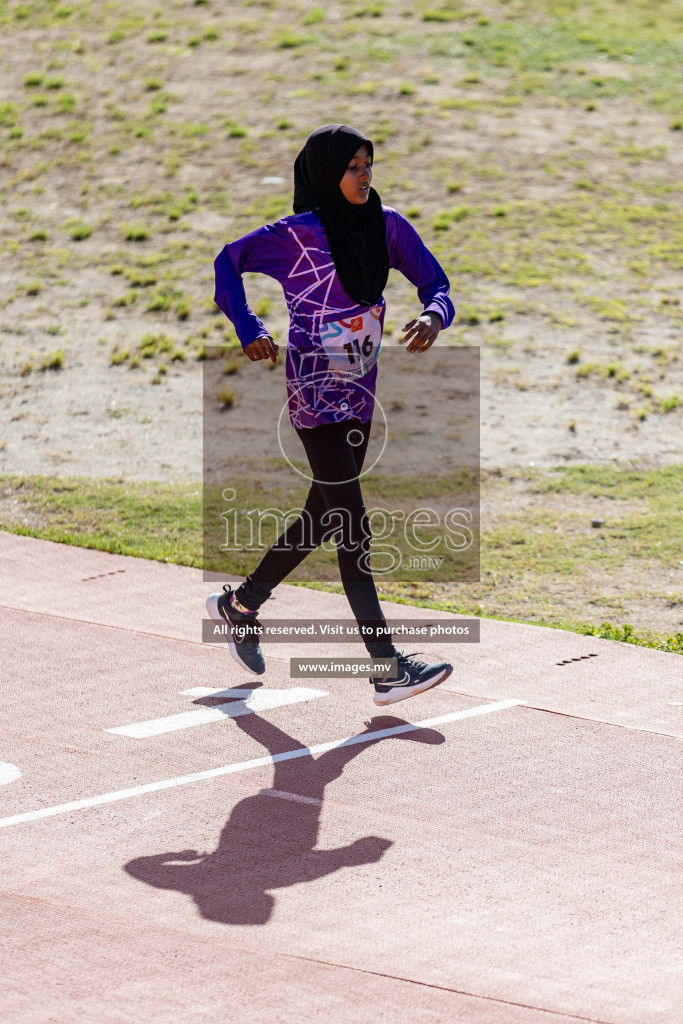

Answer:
[339,144,372,204]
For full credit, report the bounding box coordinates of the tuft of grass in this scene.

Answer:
[223,355,242,375]
[578,621,682,655]
[422,9,460,22]
[67,125,91,143]
[112,290,139,308]
[274,31,316,49]
[216,386,235,408]
[68,221,92,241]
[179,122,209,138]
[121,222,150,242]
[55,93,76,113]
[125,268,158,288]
[145,292,172,312]
[659,393,680,414]
[576,361,630,382]
[566,348,581,364]
[432,205,469,231]
[585,296,631,321]
[456,303,481,325]
[42,349,64,370]
[0,102,19,127]
[109,347,130,365]
[353,3,385,16]
[487,335,512,351]
[138,332,175,358]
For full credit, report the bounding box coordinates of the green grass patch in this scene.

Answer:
[1,465,681,653]
[0,476,203,565]
[274,30,316,48]
[68,221,93,241]
[432,205,470,231]
[0,101,19,127]
[121,222,151,242]
[42,349,65,370]
[216,385,235,407]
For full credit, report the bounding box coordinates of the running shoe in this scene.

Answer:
[370,650,452,706]
[205,584,266,676]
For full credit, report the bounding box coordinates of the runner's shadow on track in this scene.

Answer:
[124,703,445,926]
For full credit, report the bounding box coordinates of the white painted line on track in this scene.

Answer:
[0,699,523,830]
[180,687,265,698]
[105,687,328,738]
[0,763,21,786]
[260,789,323,807]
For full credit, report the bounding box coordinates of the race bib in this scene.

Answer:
[318,306,383,381]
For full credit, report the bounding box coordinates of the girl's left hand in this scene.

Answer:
[399,311,442,353]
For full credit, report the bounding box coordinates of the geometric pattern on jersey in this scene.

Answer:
[283,225,383,429]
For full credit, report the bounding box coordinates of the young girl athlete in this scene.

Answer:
[208,124,455,706]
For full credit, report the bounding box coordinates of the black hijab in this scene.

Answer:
[293,124,389,308]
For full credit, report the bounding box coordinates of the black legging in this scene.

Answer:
[234,418,395,659]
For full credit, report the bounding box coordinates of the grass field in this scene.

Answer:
[1,0,681,652]
[2,466,681,653]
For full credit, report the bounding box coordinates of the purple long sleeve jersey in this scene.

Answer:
[214,205,455,429]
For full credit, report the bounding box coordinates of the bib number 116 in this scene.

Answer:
[343,335,373,364]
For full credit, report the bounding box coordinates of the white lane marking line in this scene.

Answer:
[180,687,261,698]
[105,687,328,738]
[0,763,21,786]
[260,789,323,807]
[0,699,523,829]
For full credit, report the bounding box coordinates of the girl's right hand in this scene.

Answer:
[244,335,279,364]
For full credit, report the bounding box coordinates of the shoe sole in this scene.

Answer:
[373,665,453,706]
[205,593,265,677]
